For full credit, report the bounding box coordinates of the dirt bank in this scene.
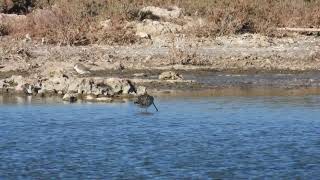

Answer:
[1,33,320,72]
[1,32,320,100]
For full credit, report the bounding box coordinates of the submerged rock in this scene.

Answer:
[159,71,183,80]
[62,92,78,102]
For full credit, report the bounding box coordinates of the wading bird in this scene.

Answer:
[134,92,158,112]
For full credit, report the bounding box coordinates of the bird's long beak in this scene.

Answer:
[152,102,159,111]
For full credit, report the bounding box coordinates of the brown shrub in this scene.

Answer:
[2,0,320,44]
[0,24,9,36]
[25,7,95,45]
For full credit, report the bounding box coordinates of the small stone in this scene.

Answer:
[159,71,183,80]
[24,33,32,42]
[74,63,91,75]
[133,73,147,77]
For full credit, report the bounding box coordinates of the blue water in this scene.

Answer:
[0,96,320,179]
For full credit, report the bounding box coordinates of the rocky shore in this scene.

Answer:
[1,6,320,101]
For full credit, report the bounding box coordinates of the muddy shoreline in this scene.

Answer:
[2,69,320,99]
[1,33,320,100]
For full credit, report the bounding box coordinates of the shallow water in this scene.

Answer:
[0,96,320,179]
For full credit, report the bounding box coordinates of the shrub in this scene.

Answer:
[0,24,9,36]
[2,0,320,44]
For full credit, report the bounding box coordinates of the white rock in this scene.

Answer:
[140,6,182,19]
[74,63,91,75]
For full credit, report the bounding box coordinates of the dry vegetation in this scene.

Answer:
[1,0,320,45]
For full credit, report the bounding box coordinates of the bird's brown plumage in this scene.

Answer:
[134,93,158,111]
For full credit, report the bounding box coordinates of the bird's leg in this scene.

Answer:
[152,102,159,111]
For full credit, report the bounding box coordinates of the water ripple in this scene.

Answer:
[0,96,320,179]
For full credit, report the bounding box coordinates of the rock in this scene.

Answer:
[41,74,69,93]
[100,19,112,29]
[6,75,25,91]
[159,71,183,80]
[136,32,150,39]
[133,73,147,77]
[140,6,182,20]
[67,78,83,92]
[0,80,4,88]
[24,33,32,42]
[84,95,112,103]
[23,83,33,95]
[136,86,146,95]
[85,94,96,101]
[37,87,46,96]
[112,62,125,71]
[106,78,123,94]
[74,63,91,75]
[105,78,136,95]
[0,75,138,100]
[122,83,132,95]
[91,86,102,96]
[96,97,113,102]
[62,92,78,102]
[135,19,182,37]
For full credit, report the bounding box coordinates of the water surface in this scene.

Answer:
[0,96,320,179]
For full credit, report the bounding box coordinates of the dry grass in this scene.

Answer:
[1,0,320,44]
